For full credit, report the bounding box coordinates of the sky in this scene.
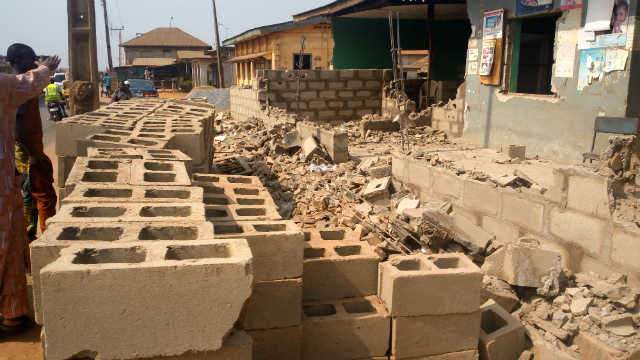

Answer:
[0,0,331,71]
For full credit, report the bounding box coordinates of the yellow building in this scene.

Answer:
[223,17,334,86]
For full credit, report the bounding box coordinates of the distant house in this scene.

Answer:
[121,27,211,66]
[223,17,333,86]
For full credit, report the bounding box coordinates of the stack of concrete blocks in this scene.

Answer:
[55,99,215,201]
[194,173,306,360]
[34,98,260,359]
[378,253,483,359]
[230,69,384,124]
[302,228,388,360]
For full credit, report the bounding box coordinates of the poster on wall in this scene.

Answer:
[604,48,629,72]
[555,45,577,77]
[468,48,479,61]
[516,0,553,16]
[483,9,504,39]
[560,0,583,10]
[577,49,605,94]
[580,0,630,49]
[468,61,479,75]
[585,0,616,31]
[479,39,497,76]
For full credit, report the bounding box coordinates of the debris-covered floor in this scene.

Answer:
[213,111,640,359]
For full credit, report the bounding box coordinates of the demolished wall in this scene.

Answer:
[392,153,640,285]
[231,69,385,124]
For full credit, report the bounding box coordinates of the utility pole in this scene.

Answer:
[101,0,113,71]
[212,0,225,87]
[111,26,125,66]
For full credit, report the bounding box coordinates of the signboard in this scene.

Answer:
[516,0,553,16]
[483,9,504,39]
[560,0,583,10]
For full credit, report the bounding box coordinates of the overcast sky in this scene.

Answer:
[0,0,331,70]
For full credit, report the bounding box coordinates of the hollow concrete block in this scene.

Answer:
[243,278,302,330]
[379,253,482,317]
[302,296,390,360]
[478,300,527,360]
[40,239,253,360]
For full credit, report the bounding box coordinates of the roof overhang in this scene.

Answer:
[223,16,330,46]
[227,51,272,62]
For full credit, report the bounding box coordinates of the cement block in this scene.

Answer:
[379,253,482,317]
[56,156,77,187]
[302,296,390,360]
[213,221,304,281]
[40,239,253,360]
[302,137,321,161]
[610,227,640,269]
[482,237,563,288]
[567,175,611,218]
[134,330,253,360]
[64,157,131,194]
[205,204,282,222]
[501,193,545,234]
[407,158,431,188]
[55,120,106,156]
[130,159,191,186]
[390,350,479,360]
[62,185,204,205]
[192,173,264,188]
[481,216,521,247]
[363,177,391,200]
[86,147,142,159]
[49,202,206,224]
[432,169,463,199]
[391,311,481,358]
[478,300,527,360]
[463,180,499,216]
[248,326,302,360]
[303,238,379,301]
[549,208,607,256]
[30,221,215,324]
[243,278,302,330]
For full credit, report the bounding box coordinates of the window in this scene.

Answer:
[509,15,559,95]
[293,54,312,70]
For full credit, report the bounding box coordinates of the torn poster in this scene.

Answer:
[577,49,605,94]
[605,48,629,72]
[468,48,479,61]
[483,9,504,39]
[516,0,553,16]
[585,0,615,32]
[468,61,478,75]
[560,0,582,10]
[555,45,577,78]
[580,0,630,49]
[479,39,496,76]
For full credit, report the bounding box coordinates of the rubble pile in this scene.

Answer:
[598,135,640,222]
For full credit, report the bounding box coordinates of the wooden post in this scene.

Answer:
[212,0,225,87]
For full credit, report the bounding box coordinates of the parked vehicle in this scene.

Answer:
[126,79,158,98]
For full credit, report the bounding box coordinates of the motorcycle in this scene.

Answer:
[47,100,66,122]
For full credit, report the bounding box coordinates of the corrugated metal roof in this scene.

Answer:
[177,50,213,60]
[223,16,330,46]
[121,27,210,48]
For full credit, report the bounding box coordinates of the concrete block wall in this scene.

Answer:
[379,254,482,359]
[392,153,640,284]
[431,98,464,137]
[231,69,385,124]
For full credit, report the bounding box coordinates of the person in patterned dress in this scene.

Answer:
[0,55,60,333]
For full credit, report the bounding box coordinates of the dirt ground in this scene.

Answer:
[0,325,43,360]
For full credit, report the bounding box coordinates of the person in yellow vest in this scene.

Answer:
[44,78,67,120]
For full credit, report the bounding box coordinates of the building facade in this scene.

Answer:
[224,18,334,86]
[121,27,211,66]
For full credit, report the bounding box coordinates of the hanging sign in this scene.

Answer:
[516,0,553,16]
